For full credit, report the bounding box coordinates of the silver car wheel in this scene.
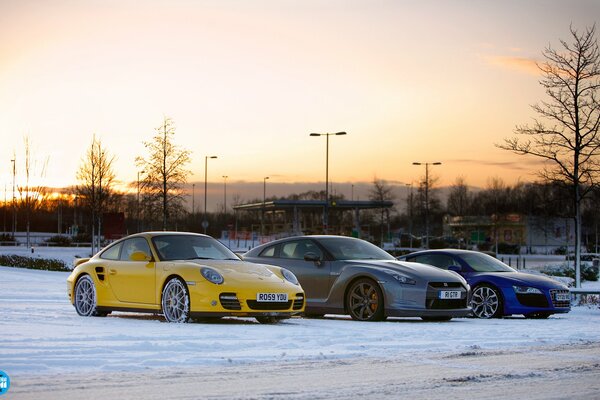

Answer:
[347,279,384,321]
[162,278,190,323]
[471,285,501,318]
[74,275,97,317]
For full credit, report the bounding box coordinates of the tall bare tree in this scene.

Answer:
[76,135,116,254]
[369,178,396,245]
[446,176,471,216]
[17,136,49,247]
[136,117,191,231]
[498,25,600,287]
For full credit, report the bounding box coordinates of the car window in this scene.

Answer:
[99,242,122,260]
[280,240,322,260]
[411,254,456,270]
[259,245,276,258]
[120,238,151,261]
[152,234,238,261]
[319,237,395,261]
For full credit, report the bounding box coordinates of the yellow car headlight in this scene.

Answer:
[281,268,299,285]
[201,267,224,285]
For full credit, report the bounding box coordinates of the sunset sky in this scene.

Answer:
[1,0,599,204]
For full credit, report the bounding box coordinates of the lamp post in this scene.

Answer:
[222,176,228,215]
[11,158,16,238]
[406,183,414,249]
[412,162,442,248]
[203,155,218,234]
[137,170,145,233]
[192,183,195,214]
[261,176,269,237]
[310,131,347,233]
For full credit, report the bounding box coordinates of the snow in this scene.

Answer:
[1,247,600,398]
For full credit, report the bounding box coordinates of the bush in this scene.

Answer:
[45,235,72,246]
[541,264,599,282]
[0,254,70,272]
[0,233,16,245]
[496,242,520,255]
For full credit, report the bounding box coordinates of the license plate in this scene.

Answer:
[439,290,461,299]
[555,293,570,302]
[256,293,288,302]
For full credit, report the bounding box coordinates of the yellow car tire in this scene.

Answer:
[161,277,191,323]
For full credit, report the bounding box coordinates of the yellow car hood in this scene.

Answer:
[184,260,285,285]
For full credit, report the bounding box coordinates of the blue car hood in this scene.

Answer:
[470,271,567,289]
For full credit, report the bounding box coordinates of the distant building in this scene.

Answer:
[443,214,574,254]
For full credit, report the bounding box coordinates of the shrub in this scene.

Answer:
[541,264,599,282]
[45,235,72,246]
[0,254,70,272]
[0,233,16,245]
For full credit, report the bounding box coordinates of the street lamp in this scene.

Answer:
[203,155,218,234]
[412,162,442,248]
[137,170,145,233]
[11,158,16,238]
[192,183,195,214]
[310,131,347,233]
[261,176,269,236]
[222,176,228,215]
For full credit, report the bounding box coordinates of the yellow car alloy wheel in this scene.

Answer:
[74,275,97,316]
[162,278,190,323]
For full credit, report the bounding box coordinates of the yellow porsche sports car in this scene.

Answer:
[67,232,305,323]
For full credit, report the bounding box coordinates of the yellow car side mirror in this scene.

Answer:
[129,251,152,262]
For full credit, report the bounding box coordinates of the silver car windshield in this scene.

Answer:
[461,253,515,272]
[319,237,395,261]
[152,235,239,261]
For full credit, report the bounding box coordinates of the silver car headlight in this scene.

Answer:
[281,268,300,285]
[201,267,224,285]
[389,271,416,285]
[513,285,542,295]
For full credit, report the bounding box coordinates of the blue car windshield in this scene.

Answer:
[461,253,515,272]
[319,237,396,261]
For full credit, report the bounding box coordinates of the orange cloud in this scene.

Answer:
[484,55,540,76]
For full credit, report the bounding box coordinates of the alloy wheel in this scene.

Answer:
[347,279,384,321]
[471,285,501,318]
[162,278,190,323]
[74,275,97,316]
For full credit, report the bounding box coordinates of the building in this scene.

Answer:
[443,214,575,254]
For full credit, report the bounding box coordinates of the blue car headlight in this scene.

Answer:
[201,267,224,285]
[281,268,300,285]
[513,285,542,295]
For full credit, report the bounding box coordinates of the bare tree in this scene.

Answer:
[136,117,191,231]
[369,178,396,245]
[17,136,49,247]
[498,25,600,287]
[446,176,471,216]
[76,135,116,254]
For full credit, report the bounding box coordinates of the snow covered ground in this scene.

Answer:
[1,248,600,399]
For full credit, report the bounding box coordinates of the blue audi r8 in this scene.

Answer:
[398,249,571,319]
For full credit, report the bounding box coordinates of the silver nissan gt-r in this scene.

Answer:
[244,235,471,321]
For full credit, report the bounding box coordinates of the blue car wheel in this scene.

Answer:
[471,285,503,318]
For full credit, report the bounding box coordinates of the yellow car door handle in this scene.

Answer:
[109,269,117,275]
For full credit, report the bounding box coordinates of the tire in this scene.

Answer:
[74,275,103,317]
[421,316,453,322]
[161,278,190,323]
[346,278,385,321]
[525,312,551,319]
[256,316,287,324]
[470,285,503,319]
